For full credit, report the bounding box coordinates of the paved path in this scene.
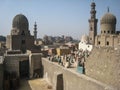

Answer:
[18,78,53,90]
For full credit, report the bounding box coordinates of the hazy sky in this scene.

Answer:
[0,0,120,39]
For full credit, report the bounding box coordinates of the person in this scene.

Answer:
[57,56,61,64]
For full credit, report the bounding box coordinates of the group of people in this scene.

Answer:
[48,49,90,69]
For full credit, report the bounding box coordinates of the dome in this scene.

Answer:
[81,35,89,43]
[12,14,29,30]
[100,13,116,24]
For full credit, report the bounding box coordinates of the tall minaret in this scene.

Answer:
[34,22,37,40]
[88,1,98,45]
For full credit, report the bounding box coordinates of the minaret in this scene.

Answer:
[88,1,98,45]
[34,22,37,40]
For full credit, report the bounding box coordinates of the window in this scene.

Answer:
[108,31,110,34]
[21,31,25,36]
[104,31,106,33]
[90,27,92,31]
[101,31,102,34]
[106,41,109,45]
[98,41,100,45]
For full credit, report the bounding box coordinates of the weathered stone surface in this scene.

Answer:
[0,64,3,90]
[85,47,120,89]
[42,58,115,90]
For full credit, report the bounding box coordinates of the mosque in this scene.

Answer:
[6,14,40,53]
[79,1,120,51]
[0,1,120,90]
[0,14,42,90]
[89,2,120,48]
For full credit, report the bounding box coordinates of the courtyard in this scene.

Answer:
[18,78,53,90]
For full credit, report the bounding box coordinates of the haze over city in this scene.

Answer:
[0,0,120,39]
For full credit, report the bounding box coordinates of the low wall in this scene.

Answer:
[42,58,115,90]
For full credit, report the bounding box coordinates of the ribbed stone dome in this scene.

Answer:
[100,13,116,24]
[12,14,29,30]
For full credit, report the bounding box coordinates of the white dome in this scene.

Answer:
[81,35,89,44]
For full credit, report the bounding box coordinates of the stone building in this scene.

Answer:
[95,9,120,47]
[78,35,93,52]
[0,56,4,90]
[2,14,42,90]
[6,14,35,53]
[89,2,120,48]
[85,2,120,89]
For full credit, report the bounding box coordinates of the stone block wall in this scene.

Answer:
[85,47,120,89]
[42,58,115,90]
[0,64,3,90]
[4,54,29,77]
[29,53,43,78]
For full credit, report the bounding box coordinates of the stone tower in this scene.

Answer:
[88,2,98,45]
[33,22,37,40]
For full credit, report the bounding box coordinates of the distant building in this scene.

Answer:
[56,46,71,56]
[78,35,93,52]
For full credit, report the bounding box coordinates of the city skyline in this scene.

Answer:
[0,0,120,39]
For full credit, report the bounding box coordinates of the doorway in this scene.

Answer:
[19,60,29,78]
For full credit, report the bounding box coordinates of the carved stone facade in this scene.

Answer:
[95,35,120,47]
[88,2,98,45]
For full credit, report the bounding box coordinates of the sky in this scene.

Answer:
[0,0,120,40]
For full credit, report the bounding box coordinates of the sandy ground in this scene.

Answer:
[18,78,53,90]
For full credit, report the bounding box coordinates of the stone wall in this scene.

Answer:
[4,53,42,78]
[42,58,115,90]
[0,64,3,90]
[4,54,29,77]
[95,35,120,48]
[85,47,120,89]
[29,53,43,78]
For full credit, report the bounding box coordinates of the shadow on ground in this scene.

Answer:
[18,78,53,90]
[18,79,32,90]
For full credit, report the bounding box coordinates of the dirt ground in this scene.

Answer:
[18,78,53,90]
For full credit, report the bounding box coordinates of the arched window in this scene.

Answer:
[90,27,92,31]
[98,41,100,45]
[21,31,25,36]
[104,31,106,33]
[106,41,109,45]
